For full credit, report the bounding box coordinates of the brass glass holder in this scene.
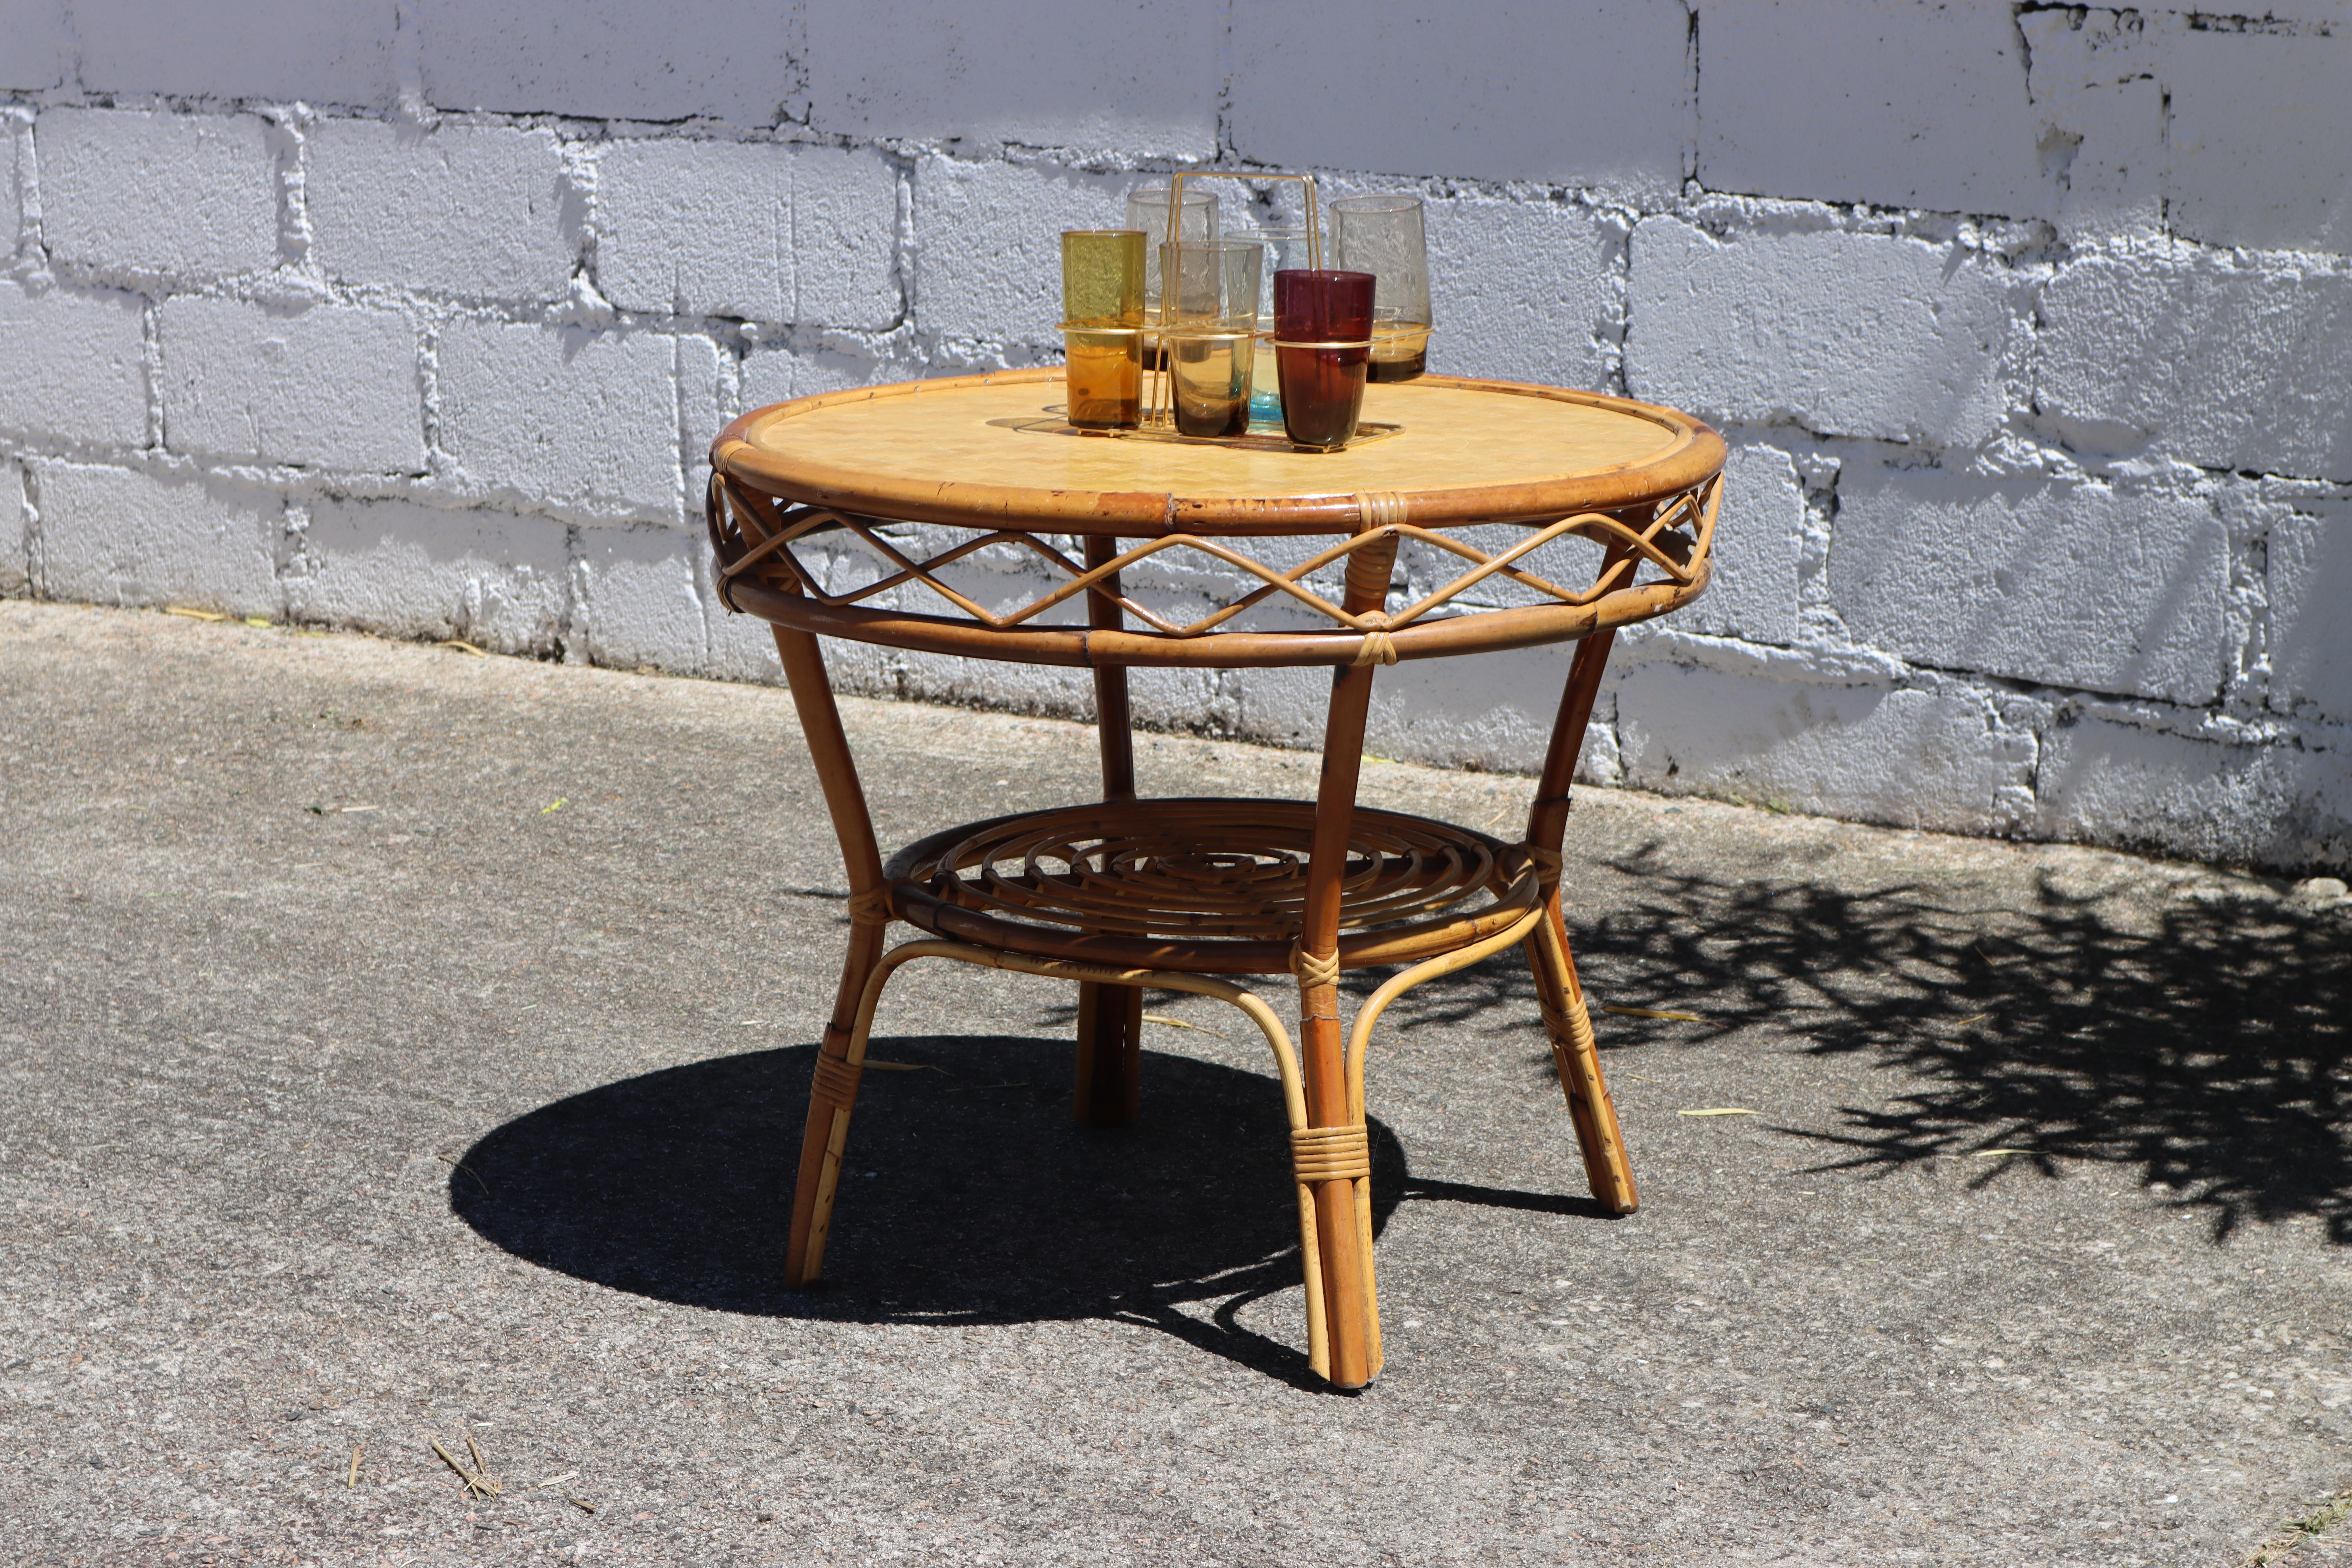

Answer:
[1136,174,1386,449]
[1047,174,1412,450]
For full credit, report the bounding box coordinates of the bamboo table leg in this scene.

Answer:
[774,624,894,1286]
[1073,979,1143,1124]
[1521,540,1638,1215]
[1074,535,1144,1126]
[1292,534,1398,1389]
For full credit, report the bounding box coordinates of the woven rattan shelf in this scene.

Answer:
[707,368,1726,1389]
[885,798,1537,974]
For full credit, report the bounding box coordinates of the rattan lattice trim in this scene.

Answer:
[900,799,1507,945]
[712,475,1715,641]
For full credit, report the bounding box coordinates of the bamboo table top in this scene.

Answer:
[712,368,1724,535]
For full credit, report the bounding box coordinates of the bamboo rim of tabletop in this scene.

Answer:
[708,374,1724,669]
[711,368,1726,535]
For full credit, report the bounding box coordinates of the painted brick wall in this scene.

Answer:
[1,1,2346,869]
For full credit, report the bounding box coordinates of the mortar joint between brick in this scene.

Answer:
[19,458,44,599]
[262,103,315,276]
[884,152,917,335]
[13,111,47,281]
[2223,525,2274,718]
[136,296,165,454]
[417,318,445,473]
[1682,0,1700,190]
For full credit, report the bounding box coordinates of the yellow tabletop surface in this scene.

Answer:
[715,370,1723,535]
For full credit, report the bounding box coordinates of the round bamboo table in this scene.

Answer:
[707,368,1725,1389]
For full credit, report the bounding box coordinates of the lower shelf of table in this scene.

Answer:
[877,797,1544,977]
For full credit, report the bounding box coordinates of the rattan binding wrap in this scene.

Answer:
[1289,945,1343,990]
[810,1052,862,1108]
[1291,1123,1373,1183]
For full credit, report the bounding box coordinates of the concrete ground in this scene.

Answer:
[2,598,2348,1568]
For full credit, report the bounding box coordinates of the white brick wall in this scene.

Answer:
[1,459,27,595]
[595,140,899,327]
[69,0,394,109]
[1828,471,2232,707]
[737,344,908,413]
[307,120,572,302]
[436,322,688,522]
[1356,645,1577,777]
[33,462,281,616]
[2036,245,2352,483]
[1697,2,2042,218]
[2268,501,2352,726]
[910,156,1124,346]
[0,6,72,92]
[413,0,800,126]
[2163,24,2352,257]
[1616,664,2040,835]
[0,0,2345,871]
[157,297,422,472]
[0,280,148,449]
[573,527,706,671]
[807,0,1220,162]
[37,108,278,280]
[2014,9,2165,242]
[287,497,568,653]
[2037,714,2350,869]
[1683,443,1803,648]
[1426,196,1618,391]
[2015,8,2352,256]
[1627,220,2011,450]
[1228,0,1689,198]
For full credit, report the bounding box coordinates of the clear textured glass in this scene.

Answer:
[1238,227,1317,427]
[1328,194,1430,382]
[1125,185,1218,307]
[1158,240,1262,438]
[1160,239,1261,324]
[1273,269,1374,450]
[1061,230,1146,427]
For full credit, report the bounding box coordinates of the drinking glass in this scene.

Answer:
[1158,239,1263,438]
[1328,194,1430,382]
[1061,229,1146,428]
[1273,269,1374,451]
[1127,186,1218,368]
[1241,227,1316,427]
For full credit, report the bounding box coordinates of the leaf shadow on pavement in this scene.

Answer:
[452,1036,1590,1389]
[455,841,2349,1386]
[1381,840,2352,1243]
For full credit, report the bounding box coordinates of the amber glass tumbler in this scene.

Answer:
[1273,269,1375,451]
[1061,230,1146,428]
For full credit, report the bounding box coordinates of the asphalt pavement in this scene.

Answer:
[3,599,2349,1567]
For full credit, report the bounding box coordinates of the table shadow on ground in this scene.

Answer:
[1371,842,2352,1243]
[451,1037,1601,1385]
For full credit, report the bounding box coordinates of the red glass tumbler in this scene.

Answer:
[1273,269,1375,451]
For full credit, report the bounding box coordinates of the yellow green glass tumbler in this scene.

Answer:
[1061,229,1146,428]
